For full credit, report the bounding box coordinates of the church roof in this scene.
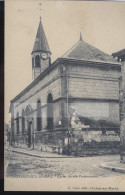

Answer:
[62,34,117,63]
[32,18,51,54]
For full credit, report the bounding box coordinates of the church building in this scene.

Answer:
[10,18,121,155]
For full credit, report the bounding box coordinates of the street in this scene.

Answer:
[5,149,122,178]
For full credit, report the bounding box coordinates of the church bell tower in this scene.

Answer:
[31,17,51,80]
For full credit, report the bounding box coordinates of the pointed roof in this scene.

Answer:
[32,18,51,54]
[62,33,117,63]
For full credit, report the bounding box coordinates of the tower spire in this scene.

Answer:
[32,19,51,54]
[80,32,82,41]
[31,2,51,80]
[31,17,51,80]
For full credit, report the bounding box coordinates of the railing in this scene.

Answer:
[12,126,120,147]
[14,133,28,147]
[13,126,120,138]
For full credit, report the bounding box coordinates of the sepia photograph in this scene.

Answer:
[4,0,125,191]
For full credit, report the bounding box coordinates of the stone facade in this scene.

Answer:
[10,19,121,156]
[65,61,120,123]
[10,58,121,155]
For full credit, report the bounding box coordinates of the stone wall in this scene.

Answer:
[13,129,67,152]
[64,129,120,156]
[68,63,120,79]
[67,63,120,123]
[12,65,62,135]
[13,128,120,156]
[67,62,120,101]
[69,77,119,100]
[69,101,119,123]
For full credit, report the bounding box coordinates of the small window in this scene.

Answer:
[35,55,40,67]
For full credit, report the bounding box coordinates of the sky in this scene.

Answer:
[5,0,125,123]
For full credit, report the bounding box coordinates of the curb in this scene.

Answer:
[100,162,125,174]
[7,149,73,159]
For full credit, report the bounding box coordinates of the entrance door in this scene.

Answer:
[28,121,32,148]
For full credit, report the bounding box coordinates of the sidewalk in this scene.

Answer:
[6,146,73,158]
[100,161,125,173]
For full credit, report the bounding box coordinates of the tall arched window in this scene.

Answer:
[35,55,40,67]
[16,112,19,134]
[22,109,25,134]
[47,93,53,131]
[37,100,42,131]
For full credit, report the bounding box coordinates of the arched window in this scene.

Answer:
[47,93,53,131]
[16,112,19,134]
[37,100,42,131]
[22,109,25,134]
[35,55,40,67]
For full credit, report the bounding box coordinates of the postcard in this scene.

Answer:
[4,0,125,191]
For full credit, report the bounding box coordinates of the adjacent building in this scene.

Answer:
[112,49,125,162]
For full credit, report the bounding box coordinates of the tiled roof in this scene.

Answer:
[62,36,117,63]
[32,18,51,54]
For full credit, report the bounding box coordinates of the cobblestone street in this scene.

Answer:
[5,149,123,178]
